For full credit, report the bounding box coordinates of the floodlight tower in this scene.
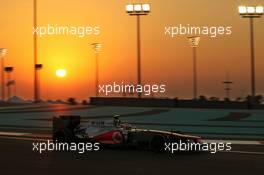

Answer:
[0,48,7,100]
[91,43,102,97]
[238,5,263,97]
[33,0,39,102]
[188,36,201,100]
[126,3,151,98]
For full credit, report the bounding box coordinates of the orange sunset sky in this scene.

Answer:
[0,0,264,101]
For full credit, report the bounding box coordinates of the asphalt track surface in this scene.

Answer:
[0,137,263,175]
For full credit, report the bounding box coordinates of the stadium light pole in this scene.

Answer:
[91,43,102,97]
[33,0,41,103]
[238,5,263,98]
[126,3,151,98]
[0,48,7,101]
[188,36,200,100]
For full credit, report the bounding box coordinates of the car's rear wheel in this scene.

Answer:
[150,135,165,153]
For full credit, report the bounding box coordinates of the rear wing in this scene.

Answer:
[52,115,81,136]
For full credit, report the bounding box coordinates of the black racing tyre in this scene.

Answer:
[150,135,165,153]
[53,128,75,143]
[112,131,124,144]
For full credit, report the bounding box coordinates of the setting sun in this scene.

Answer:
[56,69,67,78]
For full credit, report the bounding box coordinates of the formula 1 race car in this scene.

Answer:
[52,115,201,152]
